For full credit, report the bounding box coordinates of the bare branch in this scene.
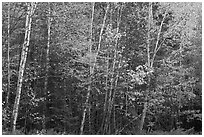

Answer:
[151,9,168,67]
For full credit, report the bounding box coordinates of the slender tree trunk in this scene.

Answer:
[112,56,122,133]
[88,104,91,133]
[99,5,113,134]
[80,3,109,135]
[12,2,36,133]
[111,5,124,131]
[139,96,148,131]
[103,4,122,134]
[63,78,67,133]
[151,10,167,66]
[62,4,68,133]
[98,53,109,134]
[139,2,152,131]
[42,2,51,130]
[24,106,27,134]
[139,3,167,131]
[177,33,184,129]
[87,3,94,131]
[6,2,11,107]
[80,2,95,135]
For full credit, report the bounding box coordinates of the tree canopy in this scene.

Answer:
[2,2,202,135]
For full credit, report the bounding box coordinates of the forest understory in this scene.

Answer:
[1,2,202,135]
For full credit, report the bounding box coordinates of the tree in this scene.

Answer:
[12,2,37,133]
[80,2,95,135]
[139,2,168,131]
[6,2,11,107]
[1,2,201,135]
[42,2,51,130]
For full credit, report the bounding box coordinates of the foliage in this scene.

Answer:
[2,2,202,135]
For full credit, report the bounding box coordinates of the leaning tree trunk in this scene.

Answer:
[12,2,36,133]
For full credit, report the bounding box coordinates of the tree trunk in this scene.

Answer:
[139,96,148,131]
[98,53,109,134]
[99,4,113,134]
[80,2,109,135]
[12,2,36,133]
[151,9,167,66]
[42,2,51,130]
[113,57,122,133]
[6,2,11,107]
[139,2,152,131]
[80,2,95,135]
[103,4,123,134]
[139,2,167,131]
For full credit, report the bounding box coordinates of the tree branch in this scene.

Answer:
[151,9,167,67]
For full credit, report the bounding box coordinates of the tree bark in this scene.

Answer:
[139,96,148,131]
[6,2,11,107]
[139,2,152,132]
[151,10,167,66]
[12,2,36,133]
[80,2,95,135]
[103,4,122,134]
[98,52,109,134]
[42,2,51,130]
[139,3,167,131]
[80,3,109,135]
[80,2,109,135]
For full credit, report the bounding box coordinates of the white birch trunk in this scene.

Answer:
[12,2,36,133]
[6,2,11,106]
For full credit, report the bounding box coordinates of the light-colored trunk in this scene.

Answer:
[139,3,167,131]
[113,57,122,133]
[98,53,109,134]
[139,2,152,131]
[80,3,109,135]
[100,6,113,134]
[6,2,11,106]
[80,2,95,135]
[151,10,167,66]
[42,2,51,130]
[103,4,122,134]
[12,2,36,133]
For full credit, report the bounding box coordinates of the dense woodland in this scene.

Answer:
[1,2,202,135]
